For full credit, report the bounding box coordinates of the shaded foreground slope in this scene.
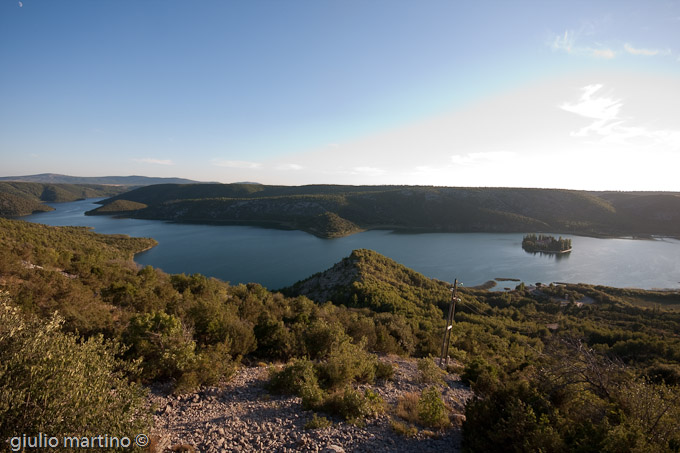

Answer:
[90,183,680,238]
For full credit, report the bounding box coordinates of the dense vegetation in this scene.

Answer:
[1,217,679,451]
[0,181,127,216]
[522,233,572,253]
[0,295,149,445]
[91,183,680,238]
[86,199,148,215]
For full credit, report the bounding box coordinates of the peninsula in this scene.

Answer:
[85,183,680,239]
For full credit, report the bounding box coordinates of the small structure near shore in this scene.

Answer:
[522,234,572,254]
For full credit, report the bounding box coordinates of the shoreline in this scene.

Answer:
[82,210,680,241]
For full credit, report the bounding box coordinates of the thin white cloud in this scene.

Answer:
[560,84,623,137]
[561,84,680,149]
[624,43,670,56]
[450,151,516,165]
[551,31,676,61]
[550,30,575,54]
[550,30,615,59]
[591,48,615,59]
[133,158,174,165]
[560,84,622,120]
[212,159,262,169]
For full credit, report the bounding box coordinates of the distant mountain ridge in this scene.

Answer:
[87,183,680,238]
[0,173,214,186]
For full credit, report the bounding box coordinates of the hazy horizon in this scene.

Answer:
[2,1,679,191]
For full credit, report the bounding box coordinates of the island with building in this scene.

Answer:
[522,233,572,253]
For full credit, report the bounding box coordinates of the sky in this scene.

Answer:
[1,0,679,190]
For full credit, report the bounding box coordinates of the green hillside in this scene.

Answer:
[282,248,450,319]
[86,199,148,215]
[90,183,680,238]
[0,181,128,216]
[2,219,680,450]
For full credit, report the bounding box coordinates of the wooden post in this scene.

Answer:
[439,279,459,367]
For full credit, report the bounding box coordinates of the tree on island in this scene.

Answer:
[522,234,572,253]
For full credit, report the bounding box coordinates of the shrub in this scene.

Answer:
[390,419,418,437]
[254,314,296,361]
[303,320,348,360]
[123,311,196,381]
[321,387,385,423]
[375,360,395,381]
[461,356,499,394]
[0,298,149,442]
[317,339,377,389]
[267,359,324,410]
[462,381,564,452]
[417,357,446,384]
[395,392,420,424]
[174,341,237,393]
[304,414,332,430]
[417,386,450,429]
[268,359,316,394]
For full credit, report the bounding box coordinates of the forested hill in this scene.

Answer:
[89,183,680,238]
[280,248,451,319]
[0,181,128,217]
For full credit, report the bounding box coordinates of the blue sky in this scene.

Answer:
[1,0,679,189]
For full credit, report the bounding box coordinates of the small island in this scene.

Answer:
[522,233,572,253]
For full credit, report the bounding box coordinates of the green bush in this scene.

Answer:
[462,381,564,452]
[303,320,348,360]
[174,341,237,393]
[417,357,446,384]
[417,386,450,429]
[390,419,418,437]
[317,339,377,389]
[304,414,332,430]
[461,356,499,394]
[375,360,395,381]
[267,359,324,409]
[123,311,196,381]
[254,314,296,361]
[0,298,149,442]
[320,387,385,423]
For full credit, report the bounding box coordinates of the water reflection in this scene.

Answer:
[523,250,571,261]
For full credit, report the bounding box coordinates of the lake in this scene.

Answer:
[22,198,680,291]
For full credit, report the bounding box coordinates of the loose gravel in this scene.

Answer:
[149,357,472,453]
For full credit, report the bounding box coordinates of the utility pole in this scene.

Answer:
[439,279,460,368]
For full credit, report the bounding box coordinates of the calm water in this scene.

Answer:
[22,199,680,290]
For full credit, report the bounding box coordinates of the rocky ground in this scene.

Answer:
[148,357,472,453]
